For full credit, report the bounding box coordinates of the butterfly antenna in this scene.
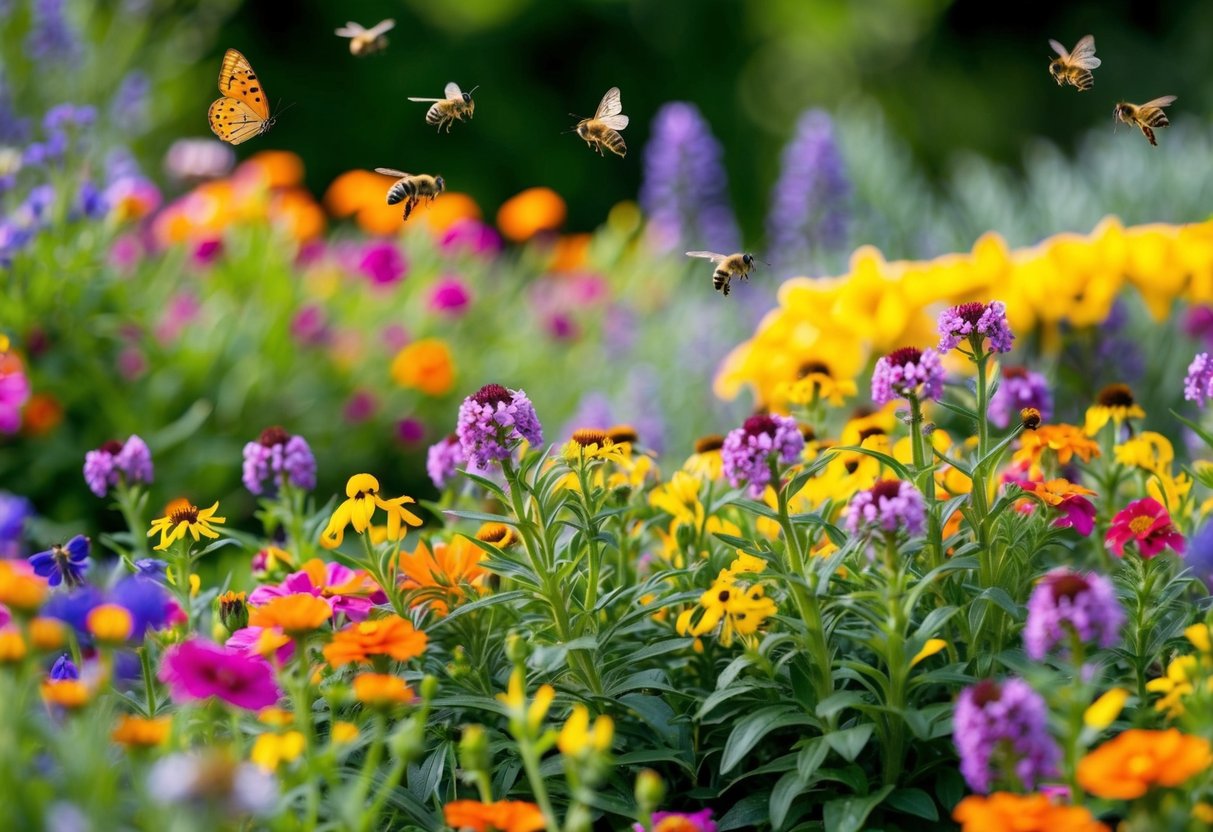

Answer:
[276,99,297,117]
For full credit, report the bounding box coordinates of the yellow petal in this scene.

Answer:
[911,639,947,667]
[1186,624,1212,654]
[528,684,555,732]
[1084,687,1129,730]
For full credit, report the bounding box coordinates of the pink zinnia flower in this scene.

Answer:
[633,809,717,832]
[428,275,471,315]
[357,241,407,286]
[439,219,501,256]
[0,358,30,434]
[1106,497,1186,558]
[158,638,281,710]
[225,626,294,663]
[248,558,384,622]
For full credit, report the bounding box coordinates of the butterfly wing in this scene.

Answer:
[1069,35,1101,69]
[444,82,463,100]
[217,49,270,121]
[208,98,266,145]
[365,19,395,38]
[595,87,622,119]
[1048,39,1069,59]
[335,22,367,37]
[686,251,728,263]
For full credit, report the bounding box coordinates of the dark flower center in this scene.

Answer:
[170,504,200,525]
[886,347,923,367]
[857,427,886,443]
[717,589,731,603]
[606,425,638,445]
[799,424,817,442]
[870,479,903,501]
[477,524,511,544]
[797,360,832,379]
[850,406,875,420]
[844,459,859,474]
[970,679,1002,707]
[444,432,459,445]
[742,415,779,437]
[472,384,512,408]
[571,428,609,447]
[258,426,289,447]
[99,439,125,455]
[951,302,987,327]
[1097,384,1135,408]
[1048,573,1091,601]
[694,434,725,454]
[1003,366,1029,380]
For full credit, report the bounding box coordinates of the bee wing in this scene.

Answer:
[1048,38,1069,59]
[1069,35,1101,69]
[686,251,728,263]
[407,97,443,102]
[1140,95,1177,110]
[374,168,410,178]
[335,22,366,37]
[598,114,628,131]
[594,87,622,119]
[365,19,395,38]
[444,82,463,100]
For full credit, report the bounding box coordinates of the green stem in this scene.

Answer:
[352,714,387,831]
[115,481,151,563]
[289,649,320,830]
[518,742,561,832]
[139,645,157,717]
[881,533,908,785]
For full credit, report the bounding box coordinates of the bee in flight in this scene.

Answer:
[334,19,395,56]
[1114,96,1177,146]
[1047,35,1100,91]
[408,83,478,133]
[572,87,628,158]
[374,168,445,221]
[685,251,759,296]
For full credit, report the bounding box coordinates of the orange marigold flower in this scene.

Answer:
[496,187,566,242]
[390,338,456,397]
[1020,478,1096,507]
[0,628,27,663]
[412,191,480,233]
[549,233,591,272]
[112,714,172,748]
[443,799,546,832]
[21,393,63,436]
[398,538,488,616]
[41,678,90,709]
[0,560,48,612]
[353,672,415,707]
[1077,728,1213,799]
[1012,424,1101,479]
[324,170,401,236]
[237,150,305,189]
[28,617,64,651]
[953,792,1109,832]
[323,614,428,667]
[248,593,333,635]
[87,603,135,644]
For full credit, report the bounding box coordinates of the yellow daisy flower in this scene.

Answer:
[147,501,225,551]
[320,474,422,549]
[1084,383,1146,436]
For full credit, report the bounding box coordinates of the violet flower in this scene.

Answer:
[953,678,1060,793]
[241,427,317,495]
[456,384,544,468]
[767,109,849,274]
[721,414,804,497]
[1023,568,1123,660]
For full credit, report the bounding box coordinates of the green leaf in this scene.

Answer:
[831,445,911,480]
[427,590,529,629]
[886,788,938,821]
[1172,409,1213,449]
[935,768,965,810]
[718,793,772,831]
[619,694,682,746]
[816,691,866,720]
[721,705,817,774]
[770,770,812,831]
[823,785,894,832]
[444,509,516,526]
[796,736,829,781]
[824,723,873,762]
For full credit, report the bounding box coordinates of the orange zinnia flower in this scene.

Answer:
[248,593,334,634]
[0,560,48,612]
[1077,728,1213,799]
[443,799,546,832]
[1012,424,1101,479]
[237,151,306,189]
[353,672,414,707]
[41,679,90,709]
[390,338,456,397]
[411,191,480,233]
[953,792,1109,832]
[112,715,172,748]
[324,169,401,236]
[496,187,565,242]
[398,538,488,615]
[1020,478,1096,507]
[323,614,427,667]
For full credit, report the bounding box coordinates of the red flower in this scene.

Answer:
[1106,497,1186,558]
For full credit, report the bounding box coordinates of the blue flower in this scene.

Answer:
[42,585,104,633]
[110,576,172,640]
[1188,523,1213,592]
[74,181,108,219]
[50,654,79,680]
[134,558,168,578]
[29,535,90,588]
[0,491,33,557]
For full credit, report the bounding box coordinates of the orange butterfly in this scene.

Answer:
[208,49,275,145]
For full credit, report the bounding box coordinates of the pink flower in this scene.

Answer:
[248,558,384,622]
[0,359,30,434]
[344,390,376,424]
[428,275,471,315]
[634,809,716,832]
[439,219,501,256]
[290,305,329,346]
[190,238,223,267]
[155,293,200,344]
[1106,497,1186,558]
[396,418,425,445]
[357,242,407,286]
[226,626,294,663]
[158,638,281,710]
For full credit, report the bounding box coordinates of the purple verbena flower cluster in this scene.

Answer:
[82,435,154,498]
[241,427,317,495]
[456,384,544,468]
[1023,568,1124,660]
[426,434,466,489]
[26,0,80,62]
[989,366,1053,429]
[953,678,1060,793]
[721,414,804,497]
[938,301,1014,354]
[767,109,849,274]
[1185,352,1213,408]
[871,346,944,405]
[639,102,739,253]
[845,479,926,538]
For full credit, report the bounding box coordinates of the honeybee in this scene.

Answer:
[334,19,395,56]
[1114,96,1177,146]
[1047,35,1101,91]
[685,251,759,296]
[407,82,478,133]
[374,168,445,221]
[572,87,628,158]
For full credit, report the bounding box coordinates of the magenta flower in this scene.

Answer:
[428,275,472,315]
[225,626,294,663]
[1185,352,1213,408]
[1024,569,1123,660]
[721,414,804,497]
[343,390,376,424]
[0,358,30,434]
[439,219,501,256]
[845,479,926,539]
[396,418,425,445]
[154,292,200,344]
[158,638,281,710]
[248,559,383,622]
[871,346,944,405]
[82,435,154,497]
[290,305,329,346]
[633,809,717,832]
[190,238,223,267]
[938,301,1014,354]
[357,241,407,286]
[1106,497,1186,558]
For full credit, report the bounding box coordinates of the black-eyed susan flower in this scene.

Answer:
[684,434,725,480]
[147,501,225,551]
[784,360,858,408]
[320,473,422,549]
[676,561,778,649]
[1084,383,1145,437]
[562,428,627,465]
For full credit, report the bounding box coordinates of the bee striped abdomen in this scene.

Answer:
[426,105,445,125]
[386,181,414,205]
[602,132,627,157]
[1073,70,1093,91]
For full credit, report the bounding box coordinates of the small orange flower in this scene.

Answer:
[1078,728,1213,799]
[237,151,305,189]
[398,538,487,616]
[0,628,27,663]
[1020,478,1096,507]
[87,604,135,644]
[270,188,326,242]
[496,187,566,242]
[443,799,546,832]
[248,593,333,635]
[324,170,402,236]
[1012,424,1101,479]
[322,614,428,667]
[412,191,480,233]
[0,560,48,612]
[28,617,66,650]
[549,233,591,272]
[390,338,456,397]
[21,393,62,436]
[112,715,172,748]
[353,673,414,707]
[41,679,90,709]
[953,792,1109,832]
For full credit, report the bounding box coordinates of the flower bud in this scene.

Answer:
[635,768,665,813]
[459,724,490,773]
[218,590,249,632]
